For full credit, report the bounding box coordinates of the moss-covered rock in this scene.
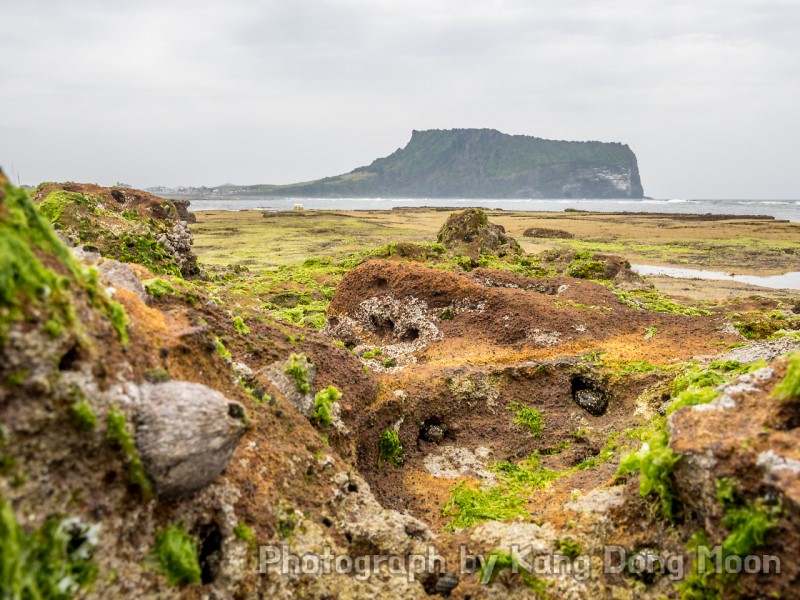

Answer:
[32,183,198,277]
[0,175,128,347]
[437,208,522,262]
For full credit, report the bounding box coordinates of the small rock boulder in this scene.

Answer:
[522,227,574,239]
[97,258,149,304]
[136,381,248,498]
[572,378,608,416]
[437,208,522,260]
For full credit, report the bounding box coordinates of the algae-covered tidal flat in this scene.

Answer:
[193,208,800,294]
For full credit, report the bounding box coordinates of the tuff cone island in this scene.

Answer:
[1,174,799,599]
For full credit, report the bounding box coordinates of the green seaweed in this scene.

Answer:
[37,190,101,224]
[143,278,175,299]
[507,402,544,437]
[149,525,201,587]
[567,251,607,280]
[677,479,780,598]
[615,360,661,376]
[715,478,780,558]
[493,453,560,490]
[233,523,256,543]
[284,353,311,394]
[442,482,527,531]
[276,507,298,539]
[732,311,798,340]
[265,303,327,330]
[377,429,404,468]
[707,359,765,375]
[0,184,80,343]
[671,366,726,396]
[0,496,97,600]
[69,394,97,432]
[614,288,711,317]
[310,385,341,428]
[214,337,232,361]
[232,315,250,335]
[773,351,800,400]
[108,301,129,345]
[666,386,720,416]
[557,539,582,561]
[0,497,98,599]
[106,408,153,498]
[0,182,131,346]
[37,188,185,277]
[43,319,64,337]
[617,429,681,521]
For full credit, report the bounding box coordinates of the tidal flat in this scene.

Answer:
[192,207,800,301]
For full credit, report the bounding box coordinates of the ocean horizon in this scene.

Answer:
[175,195,800,222]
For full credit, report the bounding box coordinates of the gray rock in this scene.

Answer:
[421,424,444,443]
[434,573,459,595]
[573,388,607,416]
[69,244,101,265]
[260,356,317,417]
[97,259,148,304]
[136,381,248,498]
[717,338,800,364]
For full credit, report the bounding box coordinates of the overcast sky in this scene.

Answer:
[2,0,798,198]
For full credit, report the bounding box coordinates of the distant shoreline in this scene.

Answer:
[174,196,800,222]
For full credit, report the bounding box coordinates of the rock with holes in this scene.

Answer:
[324,294,442,359]
[136,381,248,498]
[666,362,799,599]
[331,471,435,557]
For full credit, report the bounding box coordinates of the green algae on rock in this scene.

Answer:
[0,177,129,346]
[33,182,198,277]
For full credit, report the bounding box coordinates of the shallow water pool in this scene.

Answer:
[631,264,800,291]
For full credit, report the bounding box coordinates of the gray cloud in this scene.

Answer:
[1,0,798,198]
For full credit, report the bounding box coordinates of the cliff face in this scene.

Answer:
[262,128,645,199]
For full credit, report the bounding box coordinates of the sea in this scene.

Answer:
[181,197,800,223]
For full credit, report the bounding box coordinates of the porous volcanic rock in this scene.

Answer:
[668,363,799,599]
[325,259,727,354]
[436,208,522,260]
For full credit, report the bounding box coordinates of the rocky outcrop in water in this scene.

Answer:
[221,128,645,199]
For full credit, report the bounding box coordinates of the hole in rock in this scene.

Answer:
[196,522,223,584]
[418,418,445,444]
[369,314,395,336]
[228,403,246,421]
[401,327,420,342]
[571,376,608,416]
[773,400,800,430]
[58,344,83,371]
